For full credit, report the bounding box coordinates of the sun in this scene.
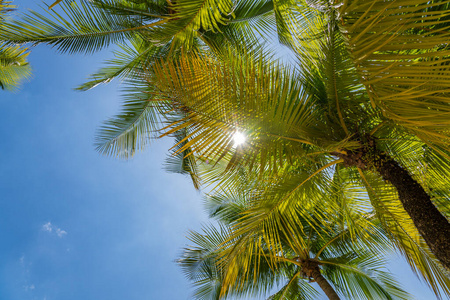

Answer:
[233,131,246,147]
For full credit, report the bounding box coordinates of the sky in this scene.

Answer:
[0,1,444,300]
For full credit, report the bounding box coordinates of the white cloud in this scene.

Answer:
[42,222,52,232]
[55,228,67,237]
[41,222,67,237]
[24,284,35,291]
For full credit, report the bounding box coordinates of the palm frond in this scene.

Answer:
[180,224,280,299]
[358,169,450,299]
[150,49,357,177]
[88,0,168,20]
[94,82,163,158]
[76,36,168,90]
[340,0,450,147]
[146,0,234,50]
[0,44,31,91]
[0,0,163,54]
[164,127,201,190]
[268,272,320,300]
[321,250,412,300]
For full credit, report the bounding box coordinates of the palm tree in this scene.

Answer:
[147,0,450,272]
[0,1,31,90]
[179,169,412,299]
[149,41,450,299]
[1,0,450,289]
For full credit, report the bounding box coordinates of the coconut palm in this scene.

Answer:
[149,36,450,300]
[179,169,412,299]
[2,0,450,290]
[0,1,31,90]
[147,0,450,273]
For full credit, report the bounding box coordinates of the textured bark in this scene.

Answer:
[313,271,341,300]
[301,260,340,300]
[375,153,450,270]
[333,139,450,270]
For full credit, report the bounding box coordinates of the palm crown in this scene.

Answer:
[179,168,412,299]
[2,0,450,297]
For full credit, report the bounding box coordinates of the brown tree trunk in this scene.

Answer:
[301,260,341,300]
[374,153,450,270]
[313,271,341,300]
[333,141,450,270]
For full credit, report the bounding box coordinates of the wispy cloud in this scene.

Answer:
[42,222,67,237]
[24,284,35,291]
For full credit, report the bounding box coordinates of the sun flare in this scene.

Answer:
[233,131,246,147]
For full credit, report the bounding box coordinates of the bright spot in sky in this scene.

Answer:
[233,131,246,147]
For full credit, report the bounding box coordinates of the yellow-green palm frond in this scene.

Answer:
[0,1,31,90]
[225,0,275,40]
[271,0,297,47]
[358,169,450,299]
[340,0,450,148]
[0,0,14,16]
[179,225,229,300]
[88,0,167,19]
[289,4,377,139]
[0,43,31,91]
[76,36,168,91]
[147,0,234,51]
[49,0,64,10]
[320,250,412,300]
[150,49,358,177]
[219,200,406,299]
[204,0,306,55]
[94,80,163,158]
[268,275,320,300]
[0,0,166,54]
[180,224,283,299]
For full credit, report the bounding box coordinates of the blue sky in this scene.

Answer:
[0,1,443,299]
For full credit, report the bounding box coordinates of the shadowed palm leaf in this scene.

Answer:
[0,1,31,90]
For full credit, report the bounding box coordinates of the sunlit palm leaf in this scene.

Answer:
[321,251,411,299]
[151,49,357,176]
[0,2,31,90]
[340,0,450,147]
[148,0,234,50]
[0,43,31,90]
[268,274,320,300]
[0,0,165,54]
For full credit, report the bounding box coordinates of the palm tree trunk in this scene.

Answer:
[374,153,450,270]
[311,268,340,300]
[333,145,450,270]
[301,260,340,300]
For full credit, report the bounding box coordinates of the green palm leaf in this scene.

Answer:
[358,169,450,298]
[151,49,356,176]
[0,0,165,54]
[0,43,31,90]
[340,0,450,148]
[94,81,162,157]
[0,2,31,90]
